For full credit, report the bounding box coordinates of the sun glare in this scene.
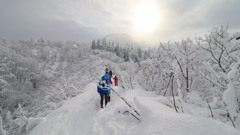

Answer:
[132,3,160,33]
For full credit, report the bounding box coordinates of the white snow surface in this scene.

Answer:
[28,83,240,135]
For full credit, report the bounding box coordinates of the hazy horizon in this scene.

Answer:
[0,0,239,43]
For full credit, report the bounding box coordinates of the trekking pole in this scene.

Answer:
[109,86,140,116]
[109,86,141,121]
[97,77,140,117]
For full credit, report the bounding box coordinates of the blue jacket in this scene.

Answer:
[101,73,111,94]
[102,73,111,85]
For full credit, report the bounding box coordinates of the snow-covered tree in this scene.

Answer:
[196,25,240,123]
[115,44,121,57]
[91,39,97,49]
[123,49,130,62]
[196,26,240,87]
[174,38,197,93]
[0,116,7,135]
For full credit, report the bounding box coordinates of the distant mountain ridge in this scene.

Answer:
[103,33,133,45]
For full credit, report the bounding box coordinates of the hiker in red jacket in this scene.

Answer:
[113,74,118,86]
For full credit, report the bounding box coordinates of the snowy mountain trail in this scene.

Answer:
[28,83,240,135]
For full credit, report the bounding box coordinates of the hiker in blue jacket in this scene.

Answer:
[101,68,112,102]
[102,69,111,84]
[97,68,111,108]
[97,80,108,108]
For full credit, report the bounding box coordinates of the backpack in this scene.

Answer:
[97,81,109,95]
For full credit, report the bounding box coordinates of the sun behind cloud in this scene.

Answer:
[132,3,160,33]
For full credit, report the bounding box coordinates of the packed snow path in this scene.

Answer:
[28,83,240,135]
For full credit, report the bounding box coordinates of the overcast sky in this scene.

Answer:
[0,0,239,43]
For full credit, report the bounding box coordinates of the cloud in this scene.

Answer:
[151,0,240,42]
[0,0,239,42]
[0,0,103,40]
[202,0,240,29]
[169,0,240,30]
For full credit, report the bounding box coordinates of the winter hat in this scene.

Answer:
[105,68,109,73]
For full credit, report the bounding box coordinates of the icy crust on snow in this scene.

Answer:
[28,83,240,135]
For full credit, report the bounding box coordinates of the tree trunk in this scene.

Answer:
[186,59,189,93]
[186,67,189,92]
[172,74,178,113]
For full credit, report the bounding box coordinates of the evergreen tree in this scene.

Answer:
[143,51,148,60]
[97,39,101,50]
[115,44,121,57]
[102,38,107,50]
[137,47,142,59]
[123,49,130,62]
[91,39,97,49]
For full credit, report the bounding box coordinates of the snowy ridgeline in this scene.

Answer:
[27,83,240,135]
[91,26,240,130]
[0,25,240,134]
[0,37,137,135]
[0,38,113,135]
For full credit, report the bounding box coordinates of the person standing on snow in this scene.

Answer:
[109,70,113,78]
[101,68,112,103]
[97,68,112,108]
[113,74,118,86]
[97,80,108,108]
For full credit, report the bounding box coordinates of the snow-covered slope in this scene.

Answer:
[28,83,240,135]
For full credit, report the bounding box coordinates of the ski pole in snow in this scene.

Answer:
[124,110,141,121]
[109,87,141,121]
[109,86,140,116]
[97,77,141,121]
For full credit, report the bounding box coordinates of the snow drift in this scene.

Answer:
[28,83,240,135]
